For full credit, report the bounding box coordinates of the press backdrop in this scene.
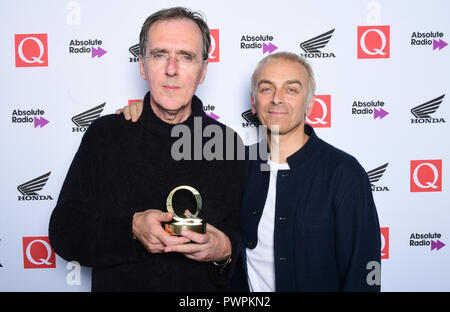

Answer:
[1,0,449,291]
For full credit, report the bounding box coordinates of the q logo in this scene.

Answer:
[306,95,331,128]
[357,26,390,59]
[15,34,48,67]
[22,237,56,269]
[380,227,389,259]
[208,29,220,62]
[410,160,442,192]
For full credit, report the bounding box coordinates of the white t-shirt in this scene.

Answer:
[246,159,290,292]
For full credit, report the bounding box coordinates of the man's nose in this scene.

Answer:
[272,89,284,104]
[165,56,178,76]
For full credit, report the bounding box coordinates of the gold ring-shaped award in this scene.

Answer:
[164,185,206,236]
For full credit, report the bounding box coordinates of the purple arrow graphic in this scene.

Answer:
[431,240,445,251]
[206,112,220,120]
[433,39,448,50]
[34,116,49,128]
[374,108,389,119]
[263,42,278,54]
[92,46,107,58]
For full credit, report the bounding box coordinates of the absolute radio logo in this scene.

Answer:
[380,227,389,259]
[203,103,219,120]
[240,34,278,54]
[72,103,106,132]
[17,172,53,201]
[411,31,447,51]
[11,109,49,128]
[351,100,389,120]
[306,95,331,128]
[209,29,220,62]
[410,94,446,124]
[22,237,56,269]
[69,39,107,58]
[357,26,390,59]
[367,163,390,192]
[409,232,446,251]
[410,160,442,192]
[15,33,48,67]
[300,29,336,59]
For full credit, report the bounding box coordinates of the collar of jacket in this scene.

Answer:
[254,124,320,171]
[138,91,206,137]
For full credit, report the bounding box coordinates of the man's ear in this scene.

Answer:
[251,94,257,114]
[305,95,315,117]
[198,60,209,85]
[139,55,147,81]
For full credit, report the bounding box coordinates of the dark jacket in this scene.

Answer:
[49,92,246,291]
[234,124,381,292]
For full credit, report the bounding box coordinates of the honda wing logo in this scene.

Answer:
[72,102,105,132]
[129,43,140,62]
[241,109,261,128]
[367,163,389,191]
[17,172,53,201]
[411,94,445,123]
[300,29,335,54]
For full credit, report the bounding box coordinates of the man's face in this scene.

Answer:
[251,58,314,135]
[139,18,208,114]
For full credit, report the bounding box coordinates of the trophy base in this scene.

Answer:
[164,222,206,236]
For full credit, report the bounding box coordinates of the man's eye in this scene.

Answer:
[181,54,193,62]
[287,88,298,93]
[260,87,273,93]
[153,52,167,59]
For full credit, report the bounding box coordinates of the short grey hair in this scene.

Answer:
[139,7,211,61]
[251,52,316,103]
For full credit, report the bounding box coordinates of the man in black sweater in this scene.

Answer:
[48,7,246,291]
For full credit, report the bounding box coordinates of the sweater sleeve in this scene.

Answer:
[206,132,247,287]
[333,158,381,292]
[48,118,143,268]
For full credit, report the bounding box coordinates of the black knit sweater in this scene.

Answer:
[49,92,246,291]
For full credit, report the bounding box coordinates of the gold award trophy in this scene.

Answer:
[164,185,206,236]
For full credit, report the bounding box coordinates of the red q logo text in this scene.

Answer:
[357,26,390,59]
[22,237,55,269]
[15,34,48,67]
[306,95,331,128]
[208,29,220,62]
[410,160,442,192]
[380,227,389,259]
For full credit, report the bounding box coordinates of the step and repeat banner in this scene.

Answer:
[1,0,449,291]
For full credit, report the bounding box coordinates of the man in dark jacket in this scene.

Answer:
[235,52,381,291]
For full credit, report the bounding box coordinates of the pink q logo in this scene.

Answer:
[306,95,331,128]
[380,227,389,259]
[410,160,442,192]
[208,29,220,62]
[357,26,390,59]
[15,34,48,67]
[22,237,56,269]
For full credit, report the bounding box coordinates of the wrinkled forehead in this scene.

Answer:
[257,58,309,84]
[147,18,203,51]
